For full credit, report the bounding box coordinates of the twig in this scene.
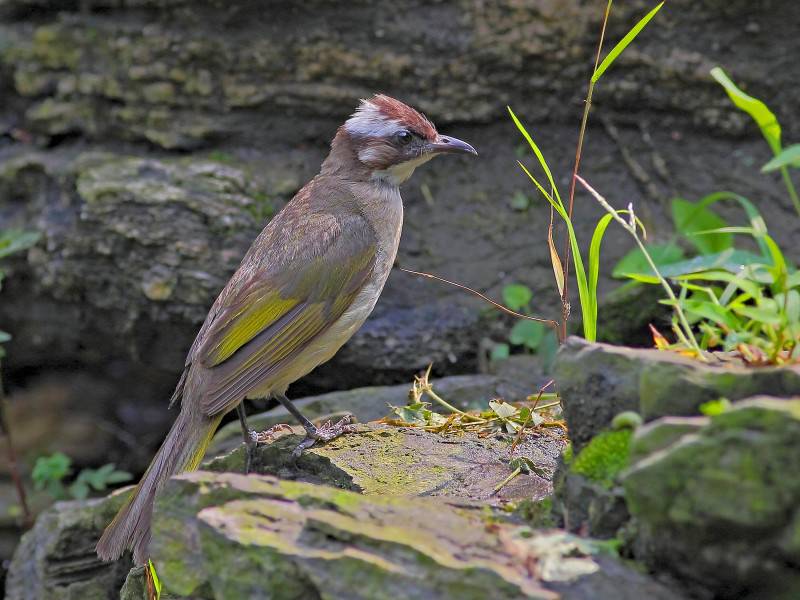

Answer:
[0,361,32,527]
[492,466,522,495]
[400,267,561,340]
[560,0,614,341]
[415,364,485,422]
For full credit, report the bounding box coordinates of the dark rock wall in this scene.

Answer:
[0,1,799,455]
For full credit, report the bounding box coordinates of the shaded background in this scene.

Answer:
[0,0,798,571]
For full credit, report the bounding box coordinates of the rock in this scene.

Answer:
[5,491,133,600]
[553,425,635,538]
[148,470,685,600]
[205,424,565,506]
[554,337,800,450]
[208,372,547,457]
[594,284,670,348]
[3,1,800,445]
[622,396,800,598]
[6,423,681,600]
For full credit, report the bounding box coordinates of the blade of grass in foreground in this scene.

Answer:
[592,2,665,83]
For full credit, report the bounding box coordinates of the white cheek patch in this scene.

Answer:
[345,101,401,138]
[357,146,384,164]
[373,153,437,185]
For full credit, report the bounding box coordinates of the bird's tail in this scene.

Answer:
[95,407,222,565]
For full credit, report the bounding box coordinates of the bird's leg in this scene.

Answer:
[236,403,257,474]
[274,393,357,458]
[236,403,293,473]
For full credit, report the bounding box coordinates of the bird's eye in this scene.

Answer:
[394,130,412,145]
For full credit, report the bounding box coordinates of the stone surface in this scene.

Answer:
[149,471,685,600]
[6,421,682,600]
[623,396,800,598]
[554,337,800,450]
[2,0,800,465]
[5,491,132,600]
[206,424,565,507]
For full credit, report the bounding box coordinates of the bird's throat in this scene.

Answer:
[371,154,436,186]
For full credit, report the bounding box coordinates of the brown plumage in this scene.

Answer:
[96,94,476,565]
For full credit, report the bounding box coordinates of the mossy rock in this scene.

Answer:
[148,471,685,600]
[554,338,800,451]
[5,490,133,600]
[622,396,800,597]
[206,423,564,506]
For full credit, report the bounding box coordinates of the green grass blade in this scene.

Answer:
[518,162,594,340]
[693,192,770,257]
[589,213,615,325]
[508,107,564,209]
[762,144,800,172]
[710,67,781,154]
[148,559,162,599]
[592,2,665,83]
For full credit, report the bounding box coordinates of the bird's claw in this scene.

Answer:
[242,424,293,474]
[252,423,294,444]
[292,415,356,458]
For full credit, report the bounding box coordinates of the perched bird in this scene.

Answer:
[96,94,477,564]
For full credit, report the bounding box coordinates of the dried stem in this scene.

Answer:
[400,267,562,341]
[559,0,613,341]
[0,361,32,528]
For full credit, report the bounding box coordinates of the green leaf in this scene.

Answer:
[589,209,647,324]
[489,399,518,420]
[0,230,40,260]
[515,161,594,340]
[32,452,72,489]
[699,398,731,416]
[655,249,766,279]
[762,144,800,172]
[508,108,564,209]
[490,343,510,361]
[68,480,90,500]
[502,284,532,311]
[509,191,531,211]
[682,299,741,330]
[148,560,163,599]
[732,304,782,325]
[671,198,731,254]
[612,243,684,280]
[710,67,781,154]
[589,213,616,326]
[592,2,665,83]
[509,320,545,350]
[392,405,428,425]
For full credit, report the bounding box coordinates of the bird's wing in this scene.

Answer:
[191,209,377,417]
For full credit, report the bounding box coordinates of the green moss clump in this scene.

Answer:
[514,497,555,528]
[570,429,633,489]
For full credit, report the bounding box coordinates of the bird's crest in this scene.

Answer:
[345,94,437,140]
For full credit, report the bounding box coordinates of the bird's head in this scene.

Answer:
[329,94,477,185]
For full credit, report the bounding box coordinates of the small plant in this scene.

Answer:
[32,452,132,500]
[401,2,665,348]
[381,365,563,438]
[508,1,665,342]
[1,228,41,526]
[491,284,557,362]
[591,67,800,365]
[711,67,800,217]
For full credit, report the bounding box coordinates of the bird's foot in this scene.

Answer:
[252,423,294,444]
[292,415,357,458]
[242,424,293,473]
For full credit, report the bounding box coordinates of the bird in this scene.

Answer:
[95,94,477,565]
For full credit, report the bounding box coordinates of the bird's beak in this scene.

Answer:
[427,135,478,156]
